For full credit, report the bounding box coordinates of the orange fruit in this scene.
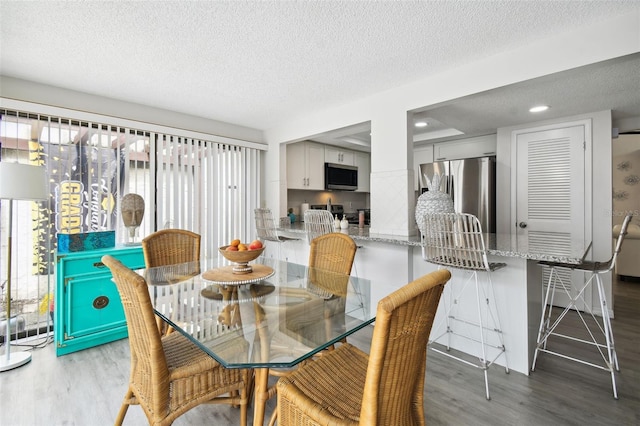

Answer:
[237,243,248,251]
[230,239,240,247]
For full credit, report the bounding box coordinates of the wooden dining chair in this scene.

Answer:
[102,255,253,426]
[276,269,451,426]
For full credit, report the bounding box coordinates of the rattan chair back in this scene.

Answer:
[276,269,451,425]
[360,269,449,424]
[304,209,334,244]
[141,228,201,268]
[308,232,357,274]
[307,232,357,297]
[102,255,251,426]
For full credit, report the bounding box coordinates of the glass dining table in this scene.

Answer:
[140,255,374,426]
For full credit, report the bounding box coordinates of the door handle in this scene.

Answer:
[518,222,527,229]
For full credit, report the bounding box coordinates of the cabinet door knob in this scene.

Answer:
[93,261,106,268]
[93,295,110,309]
[518,222,528,229]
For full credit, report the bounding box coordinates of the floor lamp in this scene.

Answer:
[0,162,48,372]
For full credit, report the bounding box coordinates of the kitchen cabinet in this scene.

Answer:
[413,145,434,191]
[287,141,325,190]
[55,245,144,356]
[354,151,370,192]
[433,134,497,161]
[325,147,355,165]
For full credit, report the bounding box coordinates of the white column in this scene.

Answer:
[369,107,416,236]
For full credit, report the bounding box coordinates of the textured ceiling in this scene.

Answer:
[1,1,639,144]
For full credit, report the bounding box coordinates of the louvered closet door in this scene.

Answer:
[515,125,586,309]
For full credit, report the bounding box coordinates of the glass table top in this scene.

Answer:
[141,256,374,369]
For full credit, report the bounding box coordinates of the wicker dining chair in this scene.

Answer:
[263,233,358,426]
[102,255,253,426]
[142,228,201,335]
[283,233,357,343]
[276,269,451,426]
[141,228,201,268]
[308,232,357,274]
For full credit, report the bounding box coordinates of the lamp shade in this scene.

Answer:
[0,162,48,201]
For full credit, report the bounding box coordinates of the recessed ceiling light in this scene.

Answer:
[415,121,428,128]
[529,105,549,113]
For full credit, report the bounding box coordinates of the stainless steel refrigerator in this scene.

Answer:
[419,156,496,233]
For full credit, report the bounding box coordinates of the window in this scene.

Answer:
[0,108,262,341]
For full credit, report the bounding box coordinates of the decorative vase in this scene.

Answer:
[340,215,349,229]
[415,173,454,235]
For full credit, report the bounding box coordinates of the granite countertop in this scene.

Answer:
[278,222,422,246]
[278,223,588,264]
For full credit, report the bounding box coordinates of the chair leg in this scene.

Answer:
[268,408,278,426]
[595,274,619,399]
[114,388,133,426]
[532,268,620,399]
[430,268,506,400]
[473,271,490,400]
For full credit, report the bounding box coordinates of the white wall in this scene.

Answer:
[262,12,640,235]
[0,76,264,144]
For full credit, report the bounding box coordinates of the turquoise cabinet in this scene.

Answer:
[55,245,144,356]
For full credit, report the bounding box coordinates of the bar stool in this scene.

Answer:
[421,212,508,400]
[303,209,334,243]
[254,208,300,261]
[531,213,633,399]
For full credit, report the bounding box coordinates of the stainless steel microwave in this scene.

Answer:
[325,163,358,191]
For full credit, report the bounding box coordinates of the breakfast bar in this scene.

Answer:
[274,223,589,375]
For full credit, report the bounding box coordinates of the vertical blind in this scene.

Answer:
[152,134,261,257]
[0,107,262,340]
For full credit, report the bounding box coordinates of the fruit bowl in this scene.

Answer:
[219,245,265,274]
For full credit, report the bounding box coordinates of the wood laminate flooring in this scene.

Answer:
[1,276,639,425]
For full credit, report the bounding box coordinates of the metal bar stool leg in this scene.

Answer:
[473,271,491,400]
[595,274,619,399]
[486,272,509,374]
